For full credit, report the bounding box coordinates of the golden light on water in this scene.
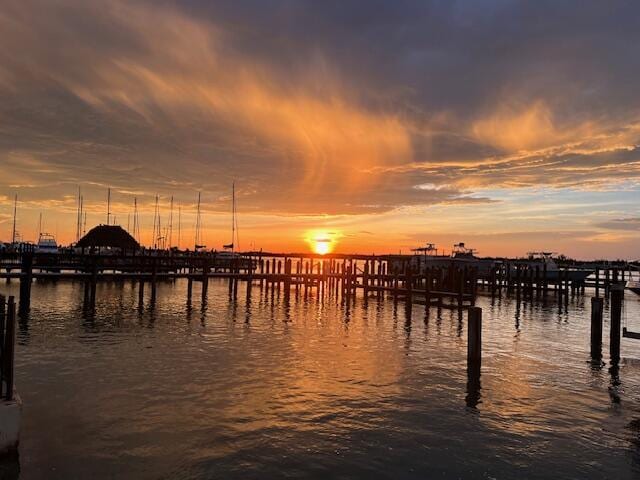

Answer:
[306,230,337,255]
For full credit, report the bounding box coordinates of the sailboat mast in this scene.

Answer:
[76,186,81,242]
[11,194,17,245]
[152,195,159,249]
[132,198,137,241]
[195,192,201,250]
[177,204,181,250]
[107,187,111,225]
[231,182,235,253]
[168,196,173,248]
[38,212,42,240]
[79,195,83,241]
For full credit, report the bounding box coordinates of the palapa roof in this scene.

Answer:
[76,225,140,250]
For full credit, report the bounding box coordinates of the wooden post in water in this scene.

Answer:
[284,259,292,302]
[425,268,431,307]
[590,296,604,361]
[201,259,209,303]
[458,268,465,309]
[187,267,193,303]
[233,258,239,300]
[466,306,482,408]
[90,258,98,308]
[138,277,145,308]
[151,258,157,302]
[19,252,33,311]
[609,283,623,364]
[363,262,370,297]
[0,296,4,390]
[4,297,16,400]
[467,307,482,366]
[246,258,253,302]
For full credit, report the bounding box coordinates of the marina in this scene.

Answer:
[2,2,640,478]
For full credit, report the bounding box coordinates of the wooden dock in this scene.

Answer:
[0,251,635,312]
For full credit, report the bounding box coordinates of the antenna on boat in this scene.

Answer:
[37,212,42,240]
[11,194,17,245]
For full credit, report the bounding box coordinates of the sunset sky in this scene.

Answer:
[0,0,639,258]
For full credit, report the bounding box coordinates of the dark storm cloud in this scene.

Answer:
[0,0,639,216]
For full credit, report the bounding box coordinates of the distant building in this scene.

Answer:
[76,225,140,253]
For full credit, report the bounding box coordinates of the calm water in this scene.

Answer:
[1,279,640,479]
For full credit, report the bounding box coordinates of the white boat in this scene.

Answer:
[510,252,592,283]
[36,233,58,253]
[403,242,498,279]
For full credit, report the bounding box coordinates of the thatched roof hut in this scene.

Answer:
[76,225,139,251]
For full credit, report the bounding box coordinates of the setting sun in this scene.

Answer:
[313,238,331,255]
[306,230,338,254]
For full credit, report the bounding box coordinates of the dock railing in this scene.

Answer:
[0,295,16,401]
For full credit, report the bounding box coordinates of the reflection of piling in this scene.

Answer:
[610,283,623,364]
[590,296,603,361]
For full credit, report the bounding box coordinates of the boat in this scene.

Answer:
[400,242,498,279]
[36,233,58,254]
[216,183,249,269]
[450,243,498,279]
[511,252,592,283]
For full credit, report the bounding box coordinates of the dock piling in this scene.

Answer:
[610,283,623,364]
[590,296,603,361]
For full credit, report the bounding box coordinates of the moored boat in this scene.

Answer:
[36,233,58,254]
[403,242,498,279]
[511,252,593,283]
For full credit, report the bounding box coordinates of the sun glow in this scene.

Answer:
[306,230,337,255]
